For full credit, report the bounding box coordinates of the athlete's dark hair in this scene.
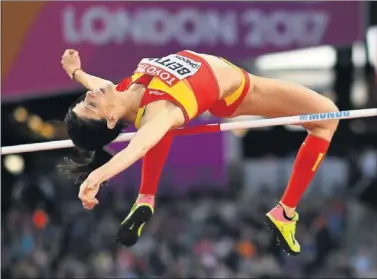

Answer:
[58,94,127,186]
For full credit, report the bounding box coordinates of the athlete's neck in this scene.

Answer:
[116,84,145,124]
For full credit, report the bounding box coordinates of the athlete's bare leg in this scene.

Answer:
[233,75,339,141]
[233,75,339,255]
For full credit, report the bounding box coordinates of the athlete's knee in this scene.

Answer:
[304,100,339,141]
[322,100,339,130]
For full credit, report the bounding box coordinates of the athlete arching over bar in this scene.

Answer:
[60,49,339,255]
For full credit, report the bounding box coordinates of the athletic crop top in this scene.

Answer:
[115,50,221,129]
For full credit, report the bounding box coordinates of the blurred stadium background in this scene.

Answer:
[1,2,377,278]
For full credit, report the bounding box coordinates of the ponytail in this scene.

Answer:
[58,148,114,186]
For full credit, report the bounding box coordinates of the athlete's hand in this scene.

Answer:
[61,49,81,79]
[78,170,104,210]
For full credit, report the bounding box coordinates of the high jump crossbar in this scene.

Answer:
[2,108,376,156]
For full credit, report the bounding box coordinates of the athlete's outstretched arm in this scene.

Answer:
[61,49,113,91]
[79,110,180,207]
[97,107,185,183]
[73,69,114,91]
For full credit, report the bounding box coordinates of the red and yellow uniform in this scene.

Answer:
[116,51,251,246]
[116,50,251,128]
[116,51,331,253]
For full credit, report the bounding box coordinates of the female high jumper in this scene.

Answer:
[60,49,339,255]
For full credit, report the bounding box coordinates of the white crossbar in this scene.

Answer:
[1,108,376,155]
